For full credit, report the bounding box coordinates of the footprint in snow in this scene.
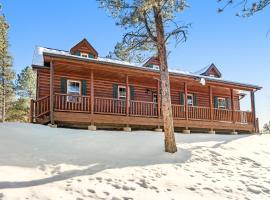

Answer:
[112,184,121,189]
[87,189,96,194]
[103,191,110,196]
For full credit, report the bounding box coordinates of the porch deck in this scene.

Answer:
[30,93,256,132]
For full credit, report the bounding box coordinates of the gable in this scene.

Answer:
[199,63,222,78]
[70,38,98,58]
[143,57,160,69]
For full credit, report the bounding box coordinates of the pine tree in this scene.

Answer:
[97,0,190,153]
[218,0,270,17]
[263,121,270,134]
[7,66,36,122]
[16,66,36,99]
[0,11,15,123]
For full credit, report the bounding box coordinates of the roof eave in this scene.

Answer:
[42,52,262,91]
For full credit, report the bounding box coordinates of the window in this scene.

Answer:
[153,93,158,103]
[80,52,88,58]
[217,97,226,109]
[118,86,126,100]
[67,80,81,102]
[187,94,193,106]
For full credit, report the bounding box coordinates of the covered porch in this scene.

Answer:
[31,58,259,133]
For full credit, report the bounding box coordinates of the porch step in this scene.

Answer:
[34,115,50,125]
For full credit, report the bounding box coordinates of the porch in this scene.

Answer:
[31,58,259,133]
[30,93,257,132]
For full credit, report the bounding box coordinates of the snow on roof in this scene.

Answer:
[194,64,212,75]
[32,46,261,90]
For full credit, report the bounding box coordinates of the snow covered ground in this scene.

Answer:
[0,123,269,200]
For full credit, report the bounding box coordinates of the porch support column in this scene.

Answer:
[209,86,214,133]
[183,82,189,133]
[157,79,161,118]
[230,88,235,123]
[126,75,129,117]
[49,60,55,125]
[154,78,162,132]
[90,70,94,125]
[88,70,96,130]
[251,90,257,132]
[124,75,131,132]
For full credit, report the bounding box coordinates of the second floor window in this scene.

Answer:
[80,52,88,58]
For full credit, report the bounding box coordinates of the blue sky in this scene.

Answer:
[2,0,270,127]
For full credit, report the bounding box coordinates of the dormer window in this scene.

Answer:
[70,38,99,59]
[80,52,88,58]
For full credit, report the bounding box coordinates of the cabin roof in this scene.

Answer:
[32,46,262,90]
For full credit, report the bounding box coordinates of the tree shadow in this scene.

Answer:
[0,123,254,190]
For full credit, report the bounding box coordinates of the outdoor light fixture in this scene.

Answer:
[200,78,206,86]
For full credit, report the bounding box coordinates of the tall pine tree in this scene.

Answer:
[0,10,15,123]
[97,0,189,153]
[8,66,36,122]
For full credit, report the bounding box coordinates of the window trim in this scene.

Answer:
[80,52,89,58]
[217,97,226,109]
[187,94,194,106]
[118,86,126,100]
[66,80,81,103]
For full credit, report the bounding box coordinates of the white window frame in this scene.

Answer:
[187,94,194,106]
[217,97,226,109]
[118,86,126,100]
[67,80,81,102]
[80,52,88,58]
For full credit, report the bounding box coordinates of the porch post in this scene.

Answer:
[91,70,94,124]
[157,79,161,118]
[184,82,188,121]
[126,75,129,116]
[209,85,214,133]
[250,90,257,132]
[182,82,191,133]
[49,60,54,124]
[230,88,235,123]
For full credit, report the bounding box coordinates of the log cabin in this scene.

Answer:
[30,39,262,133]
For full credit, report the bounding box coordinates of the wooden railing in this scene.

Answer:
[189,106,211,120]
[130,100,158,117]
[234,110,253,124]
[213,108,232,122]
[30,95,50,122]
[172,105,185,119]
[34,94,254,127]
[54,93,90,112]
[94,97,126,115]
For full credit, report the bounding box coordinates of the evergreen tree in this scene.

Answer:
[7,66,36,122]
[97,0,190,153]
[16,66,36,99]
[218,0,270,17]
[263,121,270,134]
[0,10,15,123]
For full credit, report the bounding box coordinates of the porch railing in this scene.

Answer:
[94,97,126,115]
[130,100,158,117]
[54,93,90,112]
[30,95,50,122]
[32,94,254,126]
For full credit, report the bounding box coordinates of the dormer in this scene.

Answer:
[143,57,160,70]
[196,63,222,78]
[70,38,98,59]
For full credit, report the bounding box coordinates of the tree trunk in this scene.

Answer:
[153,6,177,153]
